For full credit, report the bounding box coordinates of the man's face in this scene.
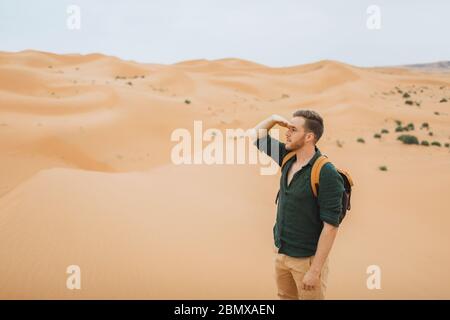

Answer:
[285,117,315,151]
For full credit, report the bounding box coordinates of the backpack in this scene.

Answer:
[276,151,354,223]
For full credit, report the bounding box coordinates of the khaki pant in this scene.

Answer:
[273,247,329,300]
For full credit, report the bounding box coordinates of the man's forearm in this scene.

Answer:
[309,222,338,275]
[251,114,293,141]
[251,115,277,140]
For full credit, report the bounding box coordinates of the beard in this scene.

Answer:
[286,135,305,151]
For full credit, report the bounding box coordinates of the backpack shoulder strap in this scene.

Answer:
[281,151,296,169]
[311,155,330,197]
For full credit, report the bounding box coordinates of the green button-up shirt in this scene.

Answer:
[254,134,344,257]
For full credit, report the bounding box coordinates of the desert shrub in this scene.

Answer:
[397,134,419,145]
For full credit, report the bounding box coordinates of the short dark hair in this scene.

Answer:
[292,109,324,142]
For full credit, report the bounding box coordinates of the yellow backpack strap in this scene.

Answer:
[311,155,330,197]
[281,151,296,169]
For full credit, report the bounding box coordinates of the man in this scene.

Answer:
[252,110,344,300]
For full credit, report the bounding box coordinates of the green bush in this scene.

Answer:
[405,100,414,105]
[395,126,404,132]
[429,132,434,136]
[444,143,450,148]
[431,141,441,147]
[381,129,389,134]
[379,166,388,171]
[400,123,414,132]
[184,99,191,104]
[373,133,382,139]
[357,138,365,143]
[421,140,430,146]
[395,120,402,126]
[403,92,410,98]
[420,122,429,129]
[397,134,419,145]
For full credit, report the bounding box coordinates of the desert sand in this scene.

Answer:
[0,50,449,299]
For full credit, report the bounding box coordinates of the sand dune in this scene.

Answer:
[1,50,450,299]
[0,164,277,299]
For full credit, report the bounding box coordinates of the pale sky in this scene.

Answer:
[0,0,449,67]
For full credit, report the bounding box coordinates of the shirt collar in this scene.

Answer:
[288,146,322,167]
[307,145,322,166]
